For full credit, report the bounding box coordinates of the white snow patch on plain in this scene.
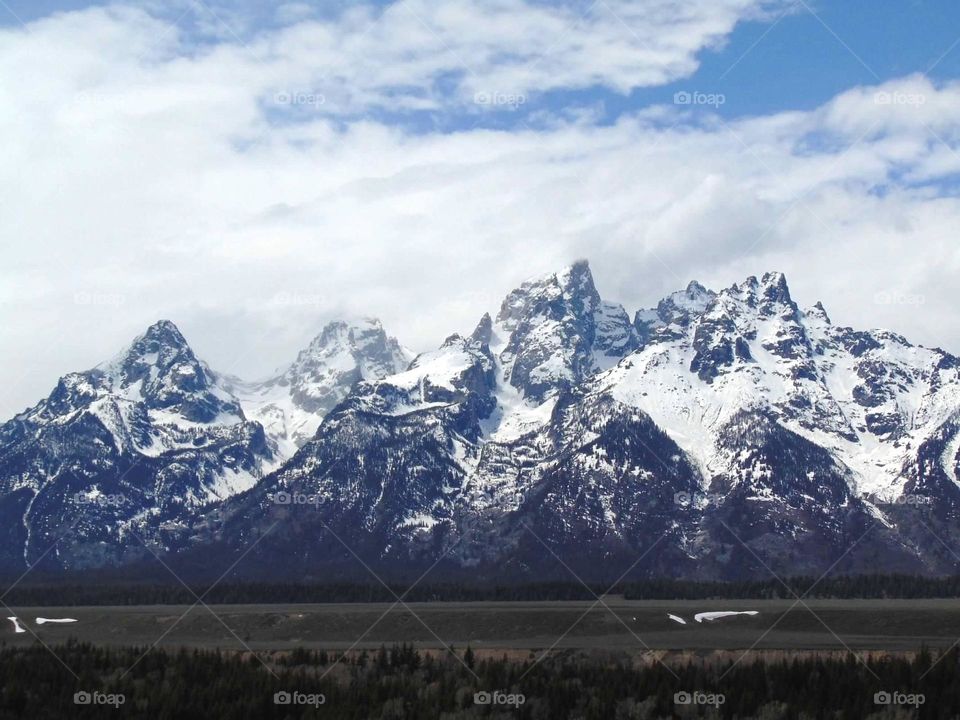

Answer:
[694,611,758,623]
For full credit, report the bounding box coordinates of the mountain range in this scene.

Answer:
[2,261,959,583]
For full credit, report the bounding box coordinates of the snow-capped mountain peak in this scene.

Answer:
[232,317,412,456]
[599,271,960,503]
[806,301,832,324]
[493,259,638,401]
[95,320,239,423]
[2,263,960,581]
[635,279,716,343]
[285,317,412,395]
[0,321,274,571]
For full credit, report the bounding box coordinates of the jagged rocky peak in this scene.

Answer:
[94,319,237,423]
[233,317,412,454]
[758,271,799,318]
[493,260,638,401]
[0,317,278,572]
[667,280,716,313]
[470,312,493,346]
[635,279,717,342]
[104,319,204,387]
[807,301,832,324]
[496,259,598,330]
[760,270,791,301]
[704,271,801,326]
[410,332,495,401]
[286,317,411,394]
[722,271,797,316]
[687,271,815,382]
[339,327,497,441]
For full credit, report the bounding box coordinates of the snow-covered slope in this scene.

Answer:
[599,272,960,502]
[198,264,960,581]
[2,262,959,581]
[226,318,412,459]
[198,261,653,576]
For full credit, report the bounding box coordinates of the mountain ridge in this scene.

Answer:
[1,261,958,581]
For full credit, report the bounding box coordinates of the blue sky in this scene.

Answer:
[2,0,960,415]
[634,0,960,116]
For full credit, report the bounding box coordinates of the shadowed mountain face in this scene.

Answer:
[0,320,273,572]
[2,262,959,581]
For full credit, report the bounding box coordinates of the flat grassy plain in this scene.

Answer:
[4,597,960,652]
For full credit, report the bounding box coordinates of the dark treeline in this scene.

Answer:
[0,640,956,718]
[0,581,597,606]
[3,573,960,605]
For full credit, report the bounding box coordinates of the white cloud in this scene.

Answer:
[3,0,786,120]
[2,3,960,418]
